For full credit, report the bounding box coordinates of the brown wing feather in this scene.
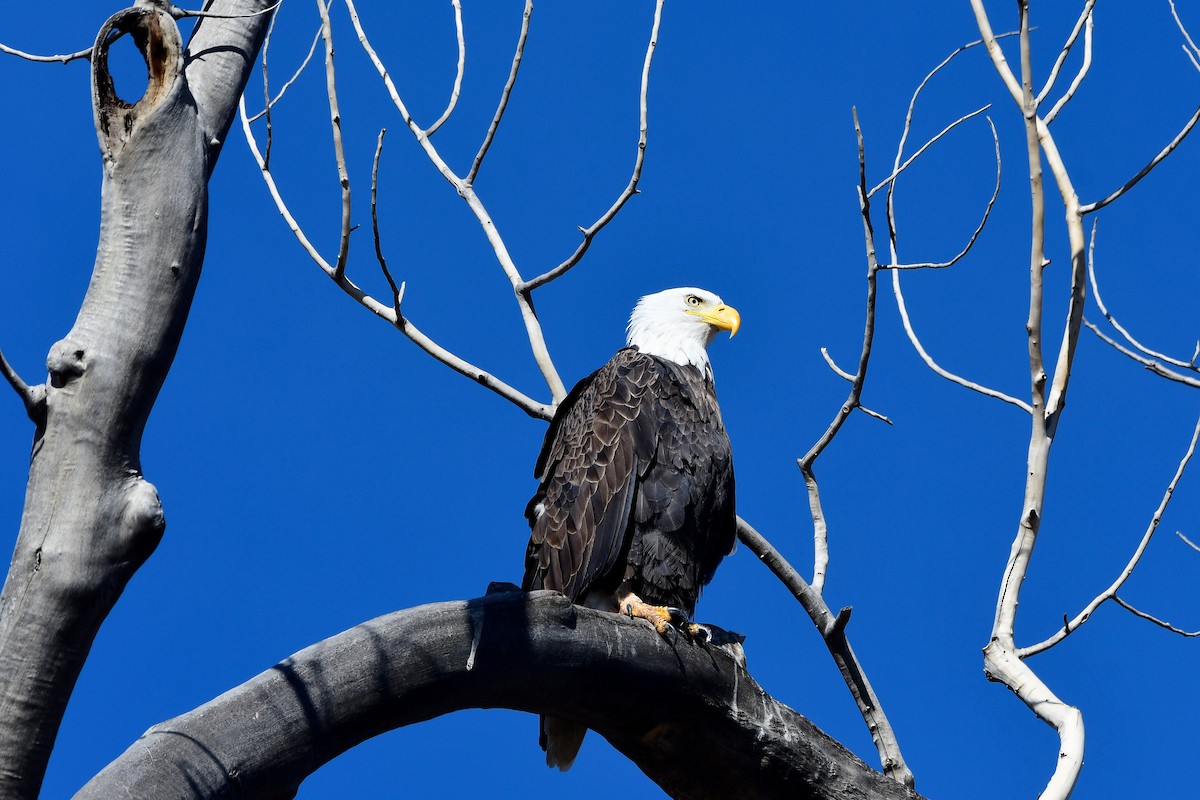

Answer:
[523,349,655,600]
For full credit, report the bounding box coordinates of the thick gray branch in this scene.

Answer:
[0,3,272,797]
[78,591,923,800]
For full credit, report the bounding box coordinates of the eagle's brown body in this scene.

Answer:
[522,343,736,770]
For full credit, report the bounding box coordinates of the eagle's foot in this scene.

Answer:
[620,594,697,640]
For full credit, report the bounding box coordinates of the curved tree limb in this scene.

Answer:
[77,590,924,800]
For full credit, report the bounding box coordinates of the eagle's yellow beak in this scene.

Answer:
[697,304,741,338]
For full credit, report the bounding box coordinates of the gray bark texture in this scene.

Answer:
[0,2,272,797]
[78,590,923,800]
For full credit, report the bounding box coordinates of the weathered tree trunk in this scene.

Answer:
[78,590,923,800]
[0,3,271,796]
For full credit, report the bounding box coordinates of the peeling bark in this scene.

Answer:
[0,3,272,797]
[78,591,924,800]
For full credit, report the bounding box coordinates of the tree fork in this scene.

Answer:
[0,3,272,797]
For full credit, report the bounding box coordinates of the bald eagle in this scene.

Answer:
[522,287,739,770]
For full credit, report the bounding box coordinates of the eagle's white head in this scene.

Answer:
[626,287,741,370]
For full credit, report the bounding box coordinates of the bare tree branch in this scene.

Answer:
[0,43,91,63]
[344,0,566,400]
[973,3,1085,797]
[423,0,465,137]
[799,108,884,596]
[468,0,532,185]
[1112,595,1200,637]
[1178,531,1200,553]
[867,105,991,199]
[820,347,855,382]
[1085,320,1200,389]
[246,20,323,124]
[890,271,1033,412]
[736,519,914,789]
[1036,0,1095,108]
[316,0,352,281]
[1041,2,1093,124]
[238,99,551,420]
[1079,103,1200,215]
[0,347,46,424]
[1019,412,1200,656]
[1087,222,1200,371]
[78,591,924,800]
[520,0,663,293]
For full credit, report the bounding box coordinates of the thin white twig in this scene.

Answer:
[820,348,855,382]
[247,22,323,124]
[1085,320,1200,389]
[1042,7,1092,125]
[1080,104,1200,215]
[1178,531,1200,553]
[468,0,532,185]
[344,0,566,401]
[886,117,1002,271]
[0,43,90,63]
[1036,1,1094,104]
[169,0,281,19]
[1112,596,1200,638]
[239,98,549,419]
[1087,222,1200,371]
[890,270,1032,412]
[1019,413,1200,656]
[521,0,663,292]
[317,0,352,281]
[1171,0,1200,65]
[867,105,991,198]
[424,0,465,137]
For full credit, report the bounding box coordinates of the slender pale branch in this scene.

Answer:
[867,105,991,198]
[246,22,323,124]
[239,98,550,419]
[1079,104,1200,215]
[1112,596,1200,637]
[344,0,566,401]
[885,117,1001,271]
[1087,223,1199,371]
[317,0,352,281]
[468,0,532,185]
[520,0,663,293]
[0,43,91,63]
[976,4,1084,798]
[890,271,1032,412]
[1178,531,1200,553]
[424,0,465,136]
[1085,320,1200,389]
[820,348,855,382]
[1036,0,1095,106]
[1019,413,1200,657]
[167,1,281,19]
[1172,0,1200,64]
[1041,7,1092,125]
[800,109,886,594]
[736,518,915,789]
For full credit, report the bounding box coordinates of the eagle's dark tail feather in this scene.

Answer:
[541,715,587,771]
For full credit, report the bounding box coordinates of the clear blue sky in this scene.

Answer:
[3,2,1200,798]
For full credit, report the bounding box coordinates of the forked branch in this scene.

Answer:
[1019,413,1200,657]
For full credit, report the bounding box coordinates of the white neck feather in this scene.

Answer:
[626,306,716,371]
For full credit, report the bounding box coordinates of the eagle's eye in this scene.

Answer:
[685,294,702,307]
